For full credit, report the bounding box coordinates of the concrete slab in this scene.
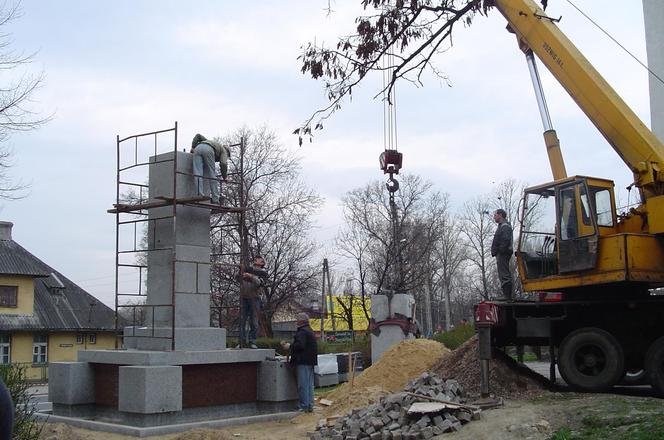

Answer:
[78,348,274,366]
[37,410,298,438]
[123,326,227,351]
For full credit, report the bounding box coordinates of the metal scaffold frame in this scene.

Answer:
[110,122,249,350]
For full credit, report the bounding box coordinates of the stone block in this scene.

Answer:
[48,362,94,405]
[314,373,339,388]
[370,294,389,322]
[118,365,182,414]
[371,325,413,364]
[390,294,414,318]
[124,326,226,351]
[314,354,339,375]
[174,293,210,327]
[257,359,298,402]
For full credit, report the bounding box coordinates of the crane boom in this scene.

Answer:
[494,0,664,198]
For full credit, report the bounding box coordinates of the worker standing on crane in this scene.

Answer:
[491,209,514,300]
[190,133,230,204]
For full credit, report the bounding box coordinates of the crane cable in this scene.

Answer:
[565,0,664,87]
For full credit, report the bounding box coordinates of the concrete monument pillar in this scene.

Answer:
[124,150,226,351]
[644,0,664,142]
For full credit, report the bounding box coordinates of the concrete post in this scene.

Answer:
[643,0,664,142]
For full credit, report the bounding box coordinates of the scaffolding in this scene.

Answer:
[109,122,248,350]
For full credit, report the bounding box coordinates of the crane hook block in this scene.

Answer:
[386,176,399,193]
[379,150,403,175]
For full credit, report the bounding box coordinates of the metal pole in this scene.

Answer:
[114,134,121,349]
[170,121,178,351]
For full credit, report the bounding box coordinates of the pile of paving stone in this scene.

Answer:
[309,372,479,440]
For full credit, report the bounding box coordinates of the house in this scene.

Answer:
[0,221,116,381]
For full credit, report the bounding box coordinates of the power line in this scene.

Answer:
[566,0,664,86]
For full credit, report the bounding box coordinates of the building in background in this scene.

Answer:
[0,221,116,381]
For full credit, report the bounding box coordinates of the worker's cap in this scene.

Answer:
[296,312,309,323]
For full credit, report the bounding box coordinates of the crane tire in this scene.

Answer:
[645,337,664,396]
[558,327,624,392]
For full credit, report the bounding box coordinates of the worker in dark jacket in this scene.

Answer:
[238,255,268,349]
[491,209,514,300]
[281,313,317,412]
[0,377,13,440]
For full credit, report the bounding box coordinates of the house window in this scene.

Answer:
[88,334,97,344]
[32,334,47,364]
[76,334,83,344]
[0,286,17,308]
[0,334,9,364]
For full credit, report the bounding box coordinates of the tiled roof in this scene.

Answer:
[0,239,117,332]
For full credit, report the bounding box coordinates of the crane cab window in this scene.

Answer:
[559,186,578,240]
[592,187,614,227]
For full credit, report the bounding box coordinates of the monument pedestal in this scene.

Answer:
[49,149,297,433]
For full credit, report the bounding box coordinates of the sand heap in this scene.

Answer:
[432,335,550,399]
[322,339,449,415]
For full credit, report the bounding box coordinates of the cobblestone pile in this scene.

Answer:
[309,372,479,440]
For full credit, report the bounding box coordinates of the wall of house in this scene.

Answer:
[5,331,116,381]
[0,275,34,315]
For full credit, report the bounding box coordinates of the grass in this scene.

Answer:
[548,396,664,440]
[314,384,342,396]
[432,323,474,350]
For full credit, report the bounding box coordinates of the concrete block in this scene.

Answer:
[371,325,414,364]
[257,360,298,402]
[175,244,211,263]
[371,295,389,322]
[314,354,339,375]
[48,362,94,405]
[123,326,226,351]
[314,373,339,388]
[390,294,414,318]
[174,293,210,327]
[119,365,182,414]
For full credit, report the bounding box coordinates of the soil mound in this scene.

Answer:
[172,429,232,440]
[432,335,551,399]
[40,423,86,440]
[322,339,450,415]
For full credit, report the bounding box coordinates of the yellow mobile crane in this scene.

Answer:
[476,0,664,394]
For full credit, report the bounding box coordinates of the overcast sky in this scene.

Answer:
[0,1,654,307]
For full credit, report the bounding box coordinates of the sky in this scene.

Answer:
[0,0,655,307]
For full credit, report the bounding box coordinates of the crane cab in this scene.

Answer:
[517,176,664,296]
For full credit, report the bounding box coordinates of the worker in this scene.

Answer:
[0,377,12,440]
[491,208,514,300]
[238,255,268,349]
[190,133,230,204]
[281,313,317,413]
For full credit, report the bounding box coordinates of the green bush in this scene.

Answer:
[432,323,475,350]
[0,363,43,440]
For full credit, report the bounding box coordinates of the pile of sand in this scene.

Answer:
[432,335,550,399]
[322,339,449,415]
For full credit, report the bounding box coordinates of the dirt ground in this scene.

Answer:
[39,391,664,440]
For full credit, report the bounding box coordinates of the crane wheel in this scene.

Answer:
[558,327,624,392]
[645,337,664,396]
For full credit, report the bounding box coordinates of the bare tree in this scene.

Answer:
[210,126,322,336]
[459,195,497,300]
[296,0,492,139]
[0,2,50,198]
[431,195,466,330]
[338,174,450,333]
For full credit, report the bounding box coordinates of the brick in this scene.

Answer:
[421,426,434,439]
[457,411,472,424]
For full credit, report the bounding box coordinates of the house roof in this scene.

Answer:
[0,239,117,332]
[0,240,50,277]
